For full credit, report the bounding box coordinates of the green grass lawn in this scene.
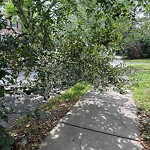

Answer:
[127,60,150,111]
[125,59,150,63]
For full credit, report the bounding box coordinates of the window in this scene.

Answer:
[10,21,18,28]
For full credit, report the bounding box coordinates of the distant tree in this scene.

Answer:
[123,12,150,59]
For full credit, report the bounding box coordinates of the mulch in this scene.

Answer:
[10,100,77,150]
[137,109,150,150]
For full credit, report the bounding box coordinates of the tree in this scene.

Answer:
[3,0,145,91]
[0,0,146,149]
[123,7,150,59]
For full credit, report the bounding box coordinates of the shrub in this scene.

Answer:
[140,38,150,58]
[0,125,14,150]
[124,39,150,59]
[124,41,143,59]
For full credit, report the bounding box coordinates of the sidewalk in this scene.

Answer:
[41,90,143,150]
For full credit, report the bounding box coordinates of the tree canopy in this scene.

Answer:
[1,0,145,91]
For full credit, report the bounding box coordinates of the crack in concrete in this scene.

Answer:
[61,121,140,142]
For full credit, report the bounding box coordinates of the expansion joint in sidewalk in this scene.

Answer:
[61,121,140,142]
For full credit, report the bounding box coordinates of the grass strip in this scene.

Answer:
[124,59,150,63]
[127,63,150,111]
[41,81,91,110]
[126,61,150,147]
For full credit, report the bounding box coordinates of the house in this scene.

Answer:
[0,10,22,40]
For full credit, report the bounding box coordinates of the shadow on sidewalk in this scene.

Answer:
[41,90,143,150]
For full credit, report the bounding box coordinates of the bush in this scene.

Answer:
[0,125,14,150]
[124,41,143,59]
[140,38,150,58]
[124,39,150,59]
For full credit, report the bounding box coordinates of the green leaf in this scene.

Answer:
[0,86,4,97]
[7,136,15,145]
[2,146,12,150]
[1,115,8,123]
[0,70,7,79]
[21,138,28,145]
[38,111,47,119]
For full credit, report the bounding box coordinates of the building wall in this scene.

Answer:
[0,19,22,35]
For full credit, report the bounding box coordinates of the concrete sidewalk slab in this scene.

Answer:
[41,90,143,150]
[41,123,142,150]
[82,90,137,110]
[62,90,140,140]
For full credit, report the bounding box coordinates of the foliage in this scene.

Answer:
[140,37,150,58]
[0,3,16,149]
[3,0,144,92]
[124,42,143,59]
[0,126,14,150]
[123,15,150,59]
